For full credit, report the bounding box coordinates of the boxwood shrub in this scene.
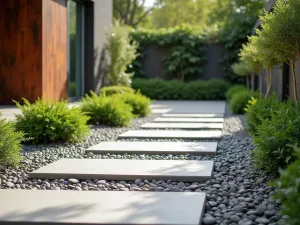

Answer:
[225,85,247,100]
[132,78,230,100]
[253,101,299,174]
[274,146,300,225]
[116,91,152,117]
[81,91,134,127]
[0,113,24,166]
[100,86,134,96]
[14,98,90,144]
[245,93,281,136]
[229,90,259,114]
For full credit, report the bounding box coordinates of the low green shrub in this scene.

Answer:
[225,85,247,100]
[274,146,300,225]
[116,92,151,117]
[245,94,281,136]
[0,113,24,166]
[100,86,134,96]
[132,78,230,100]
[229,90,259,114]
[253,101,299,174]
[14,98,90,144]
[81,92,134,127]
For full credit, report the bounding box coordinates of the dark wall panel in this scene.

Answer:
[0,0,43,104]
[139,44,224,81]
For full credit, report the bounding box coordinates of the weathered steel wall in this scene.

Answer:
[0,0,68,104]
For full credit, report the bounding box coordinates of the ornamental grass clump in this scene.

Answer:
[14,98,90,144]
[0,113,24,166]
[116,91,152,117]
[100,86,134,96]
[81,91,134,127]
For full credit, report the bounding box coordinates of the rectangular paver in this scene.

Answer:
[162,113,224,118]
[0,190,206,225]
[154,117,224,123]
[118,130,222,140]
[140,122,223,130]
[86,141,217,155]
[151,100,226,114]
[30,159,214,182]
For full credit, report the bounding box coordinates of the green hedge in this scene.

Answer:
[132,78,230,100]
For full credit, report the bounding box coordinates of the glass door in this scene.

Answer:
[68,0,85,98]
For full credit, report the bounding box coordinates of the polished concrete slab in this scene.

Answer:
[140,122,223,130]
[162,113,224,118]
[30,159,214,182]
[86,141,217,155]
[154,117,224,123]
[0,190,206,225]
[151,108,172,114]
[118,130,222,140]
[151,101,226,114]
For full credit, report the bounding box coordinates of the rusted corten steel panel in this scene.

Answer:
[0,0,67,104]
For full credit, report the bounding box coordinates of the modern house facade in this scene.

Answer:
[0,0,112,104]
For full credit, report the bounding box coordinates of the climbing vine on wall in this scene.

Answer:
[128,26,207,81]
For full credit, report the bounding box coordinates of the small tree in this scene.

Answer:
[104,21,139,86]
[259,0,300,101]
[255,27,281,98]
[239,40,263,96]
[232,62,252,89]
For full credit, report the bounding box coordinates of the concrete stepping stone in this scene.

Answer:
[30,159,214,182]
[140,122,223,130]
[0,190,206,225]
[162,113,224,118]
[86,141,217,155]
[154,117,224,123]
[118,130,222,140]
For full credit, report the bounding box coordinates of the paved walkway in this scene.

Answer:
[0,101,226,225]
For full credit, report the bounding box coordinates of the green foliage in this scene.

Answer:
[132,78,230,100]
[100,86,134,96]
[253,101,300,174]
[255,0,300,101]
[231,62,251,77]
[225,85,247,100]
[149,0,214,29]
[116,92,152,117]
[274,146,300,225]
[229,89,259,114]
[14,98,90,144]
[104,21,138,86]
[128,26,206,80]
[0,113,24,166]
[81,92,134,127]
[244,97,258,113]
[245,94,281,136]
[219,0,265,83]
[239,39,262,74]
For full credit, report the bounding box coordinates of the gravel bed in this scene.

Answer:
[0,113,284,224]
